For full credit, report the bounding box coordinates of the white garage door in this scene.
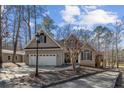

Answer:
[29,54,57,66]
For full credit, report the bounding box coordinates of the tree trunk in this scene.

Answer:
[108,50,110,68]
[72,62,76,71]
[0,5,2,68]
[71,53,76,72]
[27,6,31,40]
[25,29,28,45]
[104,41,107,68]
[98,34,100,51]
[115,31,119,68]
[12,16,16,49]
[12,7,21,64]
[19,36,22,50]
[34,5,37,33]
[111,42,114,68]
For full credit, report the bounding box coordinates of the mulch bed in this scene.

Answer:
[3,67,104,88]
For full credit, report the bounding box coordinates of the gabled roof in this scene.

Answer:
[57,33,98,53]
[65,33,78,42]
[81,42,97,52]
[25,29,63,50]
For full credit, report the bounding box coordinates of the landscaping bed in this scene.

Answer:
[2,67,105,88]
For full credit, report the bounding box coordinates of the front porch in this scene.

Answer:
[64,52,79,64]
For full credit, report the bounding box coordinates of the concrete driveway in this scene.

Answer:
[49,71,119,88]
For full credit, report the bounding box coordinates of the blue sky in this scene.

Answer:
[44,5,124,47]
[46,5,124,25]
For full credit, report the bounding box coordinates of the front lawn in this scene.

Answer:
[2,66,104,88]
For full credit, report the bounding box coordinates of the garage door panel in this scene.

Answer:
[29,54,57,66]
[39,56,56,65]
[30,56,36,65]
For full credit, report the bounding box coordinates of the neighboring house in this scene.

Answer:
[2,49,25,62]
[25,29,103,67]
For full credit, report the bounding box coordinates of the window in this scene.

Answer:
[70,40,74,48]
[16,56,17,60]
[39,34,46,43]
[8,56,11,60]
[68,40,75,49]
[81,50,92,60]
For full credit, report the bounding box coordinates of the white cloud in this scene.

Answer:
[81,5,98,12]
[60,6,119,29]
[45,11,50,15]
[30,22,34,28]
[60,6,80,23]
[79,9,118,25]
[84,6,98,10]
[58,22,66,27]
[81,5,101,14]
[42,11,50,17]
[1,6,4,12]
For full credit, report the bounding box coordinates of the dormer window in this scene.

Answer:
[39,33,46,43]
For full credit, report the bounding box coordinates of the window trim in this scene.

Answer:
[81,50,92,60]
[16,56,17,60]
[40,34,46,43]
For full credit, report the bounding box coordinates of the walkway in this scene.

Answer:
[115,67,124,88]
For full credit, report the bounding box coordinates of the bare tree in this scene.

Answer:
[0,5,11,68]
[60,24,72,39]
[57,24,81,71]
[31,5,47,33]
[115,21,122,68]
[12,12,17,48]
[103,27,112,68]
[0,5,2,68]
[12,6,22,64]
[42,15,55,37]
[23,6,32,41]
[64,33,81,72]
[34,5,37,34]
[94,26,105,51]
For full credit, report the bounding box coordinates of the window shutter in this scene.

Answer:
[90,51,92,60]
[81,52,83,60]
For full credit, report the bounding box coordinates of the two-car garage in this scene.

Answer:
[25,29,64,66]
[29,54,57,66]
